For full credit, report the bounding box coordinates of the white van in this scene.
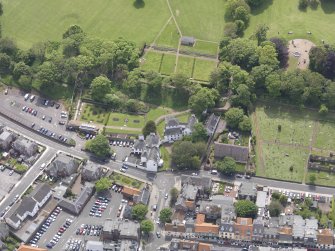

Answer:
[24,93,30,100]
[30,95,35,102]
[211,169,218,175]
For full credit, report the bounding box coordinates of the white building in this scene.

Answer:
[164,114,197,143]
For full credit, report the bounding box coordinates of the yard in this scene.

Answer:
[107,112,145,128]
[160,146,172,171]
[155,19,180,48]
[192,59,217,81]
[110,172,143,189]
[315,121,335,150]
[176,56,194,77]
[180,40,218,56]
[307,171,335,187]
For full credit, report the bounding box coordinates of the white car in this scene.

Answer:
[40,163,46,170]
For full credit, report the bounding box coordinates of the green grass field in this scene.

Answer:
[176,56,194,77]
[107,112,145,128]
[146,106,173,121]
[1,0,170,49]
[245,0,335,44]
[141,51,162,72]
[155,19,180,48]
[261,143,309,182]
[104,127,140,135]
[180,41,218,56]
[315,121,335,150]
[255,105,314,146]
[80,104,109,124]
[160,54,176,75]
[307,170,335,187]
[193,59,217,81]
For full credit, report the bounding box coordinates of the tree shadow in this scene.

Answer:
[320,0,335,13]
[251,0,274,15]
[133,0,145,9]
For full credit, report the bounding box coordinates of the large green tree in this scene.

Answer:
[191,123,208,142]
[85,134,111,158]
[171,141,205,170]
[142,120,157,137]
[188,88,219,115]
[215,157,237,176]
[95,177,112,193]
[132,204,148,221]
[268,200,283,217]
[225,107,244,129]
[235,200,258,218]
[159,208,173,223]
[91,76,112,101]
[140,219,154,234]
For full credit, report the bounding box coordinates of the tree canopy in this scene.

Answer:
[140,219,154,234]
[188,88,219,115]
[95,177,112,193]
[225,107,245,129]
[91,76,112,101]
[159,208,173,223]
[215,157,237,176]
[142,120,157,137]
[85,134,111,158]
[132,204,148,221]
[191,123,208,142]
[235,200,258,218]
[171,141,205,170]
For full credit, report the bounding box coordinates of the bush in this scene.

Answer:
[299,0,308,10]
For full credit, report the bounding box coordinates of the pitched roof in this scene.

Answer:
[147,147,160,163]
[133,138,145,151]
[198,242,211,251]
[186,114,197,130]
[239,182,257,197]
[165,117,180,128]
[214,142,249,163]
[122,186,141,197]
[0,131,12,141]
[181,175,212,189]
[31,183,51,204]
[236,217,253,226]
[195,222,219,234]
[145,133,159,147]
[134,188,150,205]
[165,127,183,136]
[205,114,220,134]
[17,244,47,251]
[181,36,195,45]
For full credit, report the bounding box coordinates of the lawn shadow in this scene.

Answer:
[251,0,274,15]
[133,0,145,9]
[320,0,335,13]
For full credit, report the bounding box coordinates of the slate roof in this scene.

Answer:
[166,117,180,128]
[145,133,159,147]
[31,183,51,204]
[239,182,257,198]
[181,184,198,200]
[181,175,212,190]
[0,131,12,141]
[181,36,195,45]
[47,154,79,177]
[205,114,220,135]
[214,142,249,163]
[147,147,160,163]
[134,188,150,205]
[165,127,183,136]
[133,138,145,151]
[186,114,197,130]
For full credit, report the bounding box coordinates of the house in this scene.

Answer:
[214,142,249,163]
[133,187,150,205]
[238,182,257,201]
[317,229,334,247]
[0,131,14,150]
[81,162,103,181]
[256,191,267,216]
[58,183,94,215]
[175,183,199,211]
[198,201,222,221]
[263,217,279,244]
[17,244,47,251]
[102,219,140,241]
[194,214,219,237]
[181,175,212,191]
[46,154,80,178]
[220,221,235,240]
[292,215,305,245]
[180,36,195,46]
[6,183,52,229]
[304,218,318,246]
[199,195,235,222]
[252,218,264,242]
[121,186,141,200]
[278,226,293,245]
[132,133,161,172]
[164,114,197,142]
[234,217,253,241]
[220,196,236,222]
[12,137,38,157]
[0,222,9,240]
[205,114,220,136]
[165,221,186,233]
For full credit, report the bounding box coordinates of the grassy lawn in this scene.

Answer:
[155,19,180,48]
[160,146,172,171]
[176,56,194,77]
[32,81,74,100]
[192,59,217,81]
[146,106,173,121]
[315,121,335,150]
[157,121,165,137]
[160,53,176,75]
[287,55,299,71]
[180,40,218,55]
[107,112,145,128]
[244,0,335,44]
[104,127,140,135]
[110,172,143,189]
[260,143,309,182]
[307,170,335,187]
[80,103,109,124]
[236,163,246,173]
[176,112,191,123]
[170,0,226,41]
[141,51,163,72]
[255,105,314,146]
[1,0,170,49]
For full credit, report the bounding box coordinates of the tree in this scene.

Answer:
[0,53,11,74]
[226,0,250,21]
[251,65,274,89]
[224,22,238,38]
[91,76,111,101]
[299,0,308,10]
[95,177,112,193]
[215,157,237,176]
[63,25,85,39]
[171,141,205,170]
[238,115,252,132]
[279,194,288,206]
[170,187,179,206]
[319,104,328,116]
[232,84,253,108]
[309,174,316,184]
[85,134,111,158]
[265,72,282,97]
[253,24,269,46]
[268,200,283,217]
[191,123,208,142]
[13,62,31,80]
[36,62,62,91]
[132,204,148,221]
[246,0,266,7]
[271,192,281,200]
[0,2,3,16]
[225,108,244,129]
[159,208,173,223]
[123,68,142,98]
[235,200,258,218]
[0,38,18,56]
[140,220,154,234]
[188,88,219,115]
[270,37,289,68]
[257,44,279,69]
[142,120,157,137]
[233,6,250,25]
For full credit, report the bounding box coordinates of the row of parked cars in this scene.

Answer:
[30,206,62,246]
[110,140,134,147]
[64,239,82,251]
[34,125,68,143]
[89,197,110,217]
[76,224,103,236]
[46,218,73,249]
[24,93,60,109]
